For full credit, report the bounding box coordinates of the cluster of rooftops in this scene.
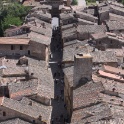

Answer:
[60,0,124,124]
[0,1,54,124]
[0,0,124,124]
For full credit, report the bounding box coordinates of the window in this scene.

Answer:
[99,41,101,44]
[28,50,30,55]
[20,45,23,50]
[3,111,6,116]
[110,40,112,44]
[11,45,15,50]
[26,28,29,33]
[32,120,35,123]
[23,28,26,32]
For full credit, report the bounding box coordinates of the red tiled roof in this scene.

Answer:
[10,89,34,100]
[98,70,124,82]
[104,65,124,76]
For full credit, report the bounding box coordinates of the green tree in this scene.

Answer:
[2,2,31,19]
[72,0,78,5]
[0,2,31,36]
[2,15,22,31]
[122,0,124,4]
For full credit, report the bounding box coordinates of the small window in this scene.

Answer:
[28,50,30,55]
[99,41,101,44]
[3,111,6,116]
[20,45,23,50]
[32,120,35,123]
[26,28,29,33]
[23,28,26,32]
[110,40,112,44]
[11,45,15,50]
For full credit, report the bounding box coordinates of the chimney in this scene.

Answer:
[42,23,46,29]
[34,20,37,26]
[38,115,42,121]
[43,9,46,14]
[73,53,93,87]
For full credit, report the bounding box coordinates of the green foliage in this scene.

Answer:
[121,0,124,4]
[86,0,96,3]
[71,0,78,5]
[2,15,22,30]
[1,2,31,19]
[0,2,31,36]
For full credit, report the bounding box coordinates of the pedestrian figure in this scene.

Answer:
[53,73,56,78]
[61,89,64,94]
[55,79,58,85]
[64,104,67,109]
[51,118,54,124]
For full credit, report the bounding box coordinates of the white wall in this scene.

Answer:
[77,0,86,7]
[52,17,59,28]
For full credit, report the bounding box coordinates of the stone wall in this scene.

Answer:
[73,54,93,87]
[64,75,73,117]
[0,41,49,61]
[0,45,29,56]
[0,106,41,124]
[29,41,47,60]
[95,37,122,49]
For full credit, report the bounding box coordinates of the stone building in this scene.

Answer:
[63,53,93,117]
[0,118,32,124]
[109,13,124,23]
[62,25,107,43]
[0,97,52,124]
[91,51,118,67]
[30,25,52,37]
[26,9,52,23]
[73,53,92,87]
[29,32,50,60]
[63,57,124,123]
[62,40,92,67]
[97,1,110,23]
[107,48,124,65]
[0,37,50,61]
[0,38,30,57]
[60,13,78,25]
[105,20,124,34]
[0,57,54,106]
[63,40,117,67]
[91,32,124,50]
[77,25,107,40]
[110,4,124,16]
[4,25,30,37]
[74,11,98,24]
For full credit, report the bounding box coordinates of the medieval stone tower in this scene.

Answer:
[73,53,93,87]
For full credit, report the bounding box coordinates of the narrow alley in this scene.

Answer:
[49,11,68,124]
